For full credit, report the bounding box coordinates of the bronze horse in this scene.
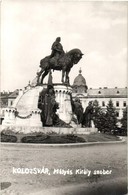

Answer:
[37,48,84,84]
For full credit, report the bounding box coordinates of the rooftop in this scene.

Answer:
[87,87,127,97]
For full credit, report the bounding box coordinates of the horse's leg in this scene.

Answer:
[37,69,44,84]
[41,70,49,84]
[61,70,65,83]
[65,71,70,84]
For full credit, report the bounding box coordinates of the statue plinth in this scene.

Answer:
[54,84,73,124]
[2,84,73,131]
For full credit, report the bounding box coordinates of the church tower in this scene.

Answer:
[72,68,88,109]
[72,68,88,93]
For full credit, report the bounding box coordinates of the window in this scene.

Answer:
[116,112,119,117]
[123,101,126,107]
[117,91,119,94]
[98,91,101,94]
[116,101,119,107]
[102,101,105,107]
[10,101,13,106]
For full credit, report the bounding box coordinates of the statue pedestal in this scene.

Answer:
[54,84,72,124]
[2,84,73,132]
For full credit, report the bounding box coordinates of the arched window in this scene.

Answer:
[123,101,126,107]
[116,112,119,117]
[102,101,105,107]
[116,101,119,107]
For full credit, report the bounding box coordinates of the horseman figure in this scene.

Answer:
[50,37,65,66]
[37,37,84,85]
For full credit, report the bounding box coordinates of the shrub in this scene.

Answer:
[1,132,17,142]
[21,134,85,144]
[21,134,48,143]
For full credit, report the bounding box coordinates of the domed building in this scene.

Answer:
[72,68,88,109]
[72,68,88,94]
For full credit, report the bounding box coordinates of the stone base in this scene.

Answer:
[2,84,73,127]
[54,84,73,123]
[2,108,42,128]
[1,125,97,135]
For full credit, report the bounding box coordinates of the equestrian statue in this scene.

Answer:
[37,37,84,84]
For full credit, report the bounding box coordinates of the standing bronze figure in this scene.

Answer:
[82,101,93,127]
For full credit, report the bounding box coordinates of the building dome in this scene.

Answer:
[73,68,86,86]
[72,68,88,93]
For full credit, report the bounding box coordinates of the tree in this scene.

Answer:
[92,100,119,134]
[92,100,106,132]
[105,99,118,133]
[121,107,127,135]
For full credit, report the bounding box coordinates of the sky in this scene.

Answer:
[1,0,127,92]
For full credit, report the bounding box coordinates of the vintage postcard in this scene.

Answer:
[1,1,127,195]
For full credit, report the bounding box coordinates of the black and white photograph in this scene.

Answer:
[0,0,127,195]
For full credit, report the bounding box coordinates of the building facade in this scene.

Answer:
[72,69,127,119]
